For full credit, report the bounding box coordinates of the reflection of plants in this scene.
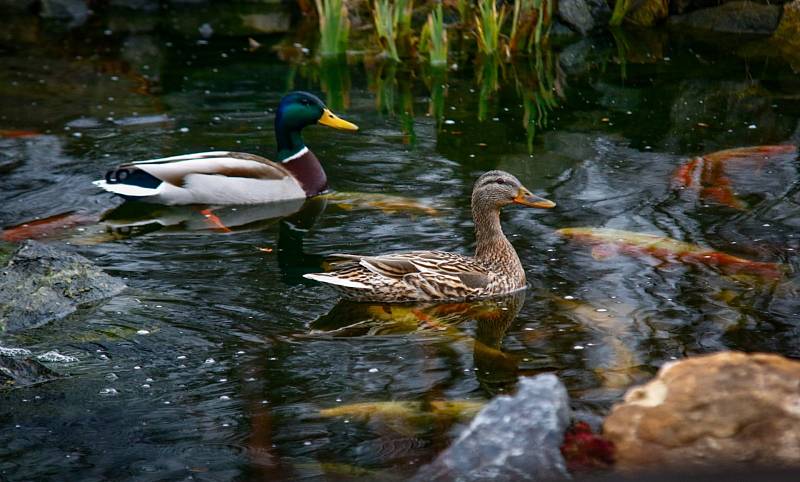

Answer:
[319,56,351,111]
[315,0,350,57]
[610,27,630,80]
[374,0,400,61]
[425,65,447,129]
[514,46,562,151]
[420,3,448,67]
[474,0,507,55]
[477,54,502,121]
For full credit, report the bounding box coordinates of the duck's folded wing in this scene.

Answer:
[121,151,292,187]
[350,252,491,288]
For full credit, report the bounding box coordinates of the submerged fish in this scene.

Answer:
[320,191,439,216]
[673,144,798,209]
[319,400,484,423]
[557,227,783,280]
[1,211,99,242]
[0,129,40,138]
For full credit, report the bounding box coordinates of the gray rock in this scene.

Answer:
[0,241,125,332]
[413,374,571,482]
[0,355,63,388]
[557,0,611,35]
[669,1,782,34]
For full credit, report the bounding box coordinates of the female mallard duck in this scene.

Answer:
[303,171,555,302]
[93,91,357,205]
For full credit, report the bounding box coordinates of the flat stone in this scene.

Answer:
[0,241,125,332]
[413,374,571,481]
[603,351,800,471]
[669,1,782,34]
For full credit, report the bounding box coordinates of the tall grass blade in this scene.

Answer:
[421,2,448,67]
[314,0,350,57]
[374,0,400,62]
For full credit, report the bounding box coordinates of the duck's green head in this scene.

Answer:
[275,91,358,161]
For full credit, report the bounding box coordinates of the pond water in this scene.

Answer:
[2,7,800,481]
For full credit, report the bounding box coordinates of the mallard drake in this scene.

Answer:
[93,91,358,205]
[303,170,555,302]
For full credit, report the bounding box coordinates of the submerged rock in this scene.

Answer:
[413,374,570,481]
[603,351,800,471]
[0,355,63,388]
[0,241,125,332]
[669,1,782,34]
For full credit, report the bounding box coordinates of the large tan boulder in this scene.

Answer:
[603,351,800,471]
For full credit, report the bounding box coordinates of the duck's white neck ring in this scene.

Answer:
[282,146,309,163]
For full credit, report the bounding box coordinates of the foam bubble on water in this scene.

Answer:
[136,329,150,335]
[99,388,118,396]
[204,358,216,365]
[0,346,33,357]
[37,351,78,363]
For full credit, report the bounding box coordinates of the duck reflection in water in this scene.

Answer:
[309,289,526,392]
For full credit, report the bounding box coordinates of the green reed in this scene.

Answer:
[456,0,471,26]
[315,0,350,57]
[609,0,632,26]
[474,0,507,55]
[508,0,552,55]
[420,2,448,67]
[374,0,400,61]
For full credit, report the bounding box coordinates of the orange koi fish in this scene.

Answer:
[673,145,798,209]
[0,129,40,138]
[1,211,99,242]
[557,227,783,280]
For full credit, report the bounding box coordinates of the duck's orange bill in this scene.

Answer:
[513,187,555,209]
[318,108,358,131]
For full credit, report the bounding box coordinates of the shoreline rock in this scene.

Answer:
[603,351,800,471]
[669,1,782,34]
[413,374,571,482]
[0,241,126,332]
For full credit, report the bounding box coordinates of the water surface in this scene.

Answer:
[1,10,800,481]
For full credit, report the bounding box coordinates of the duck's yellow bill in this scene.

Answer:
[513,187,555,209]
[319,108,359,131]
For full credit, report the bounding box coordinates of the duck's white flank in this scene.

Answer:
[92,180,164,197]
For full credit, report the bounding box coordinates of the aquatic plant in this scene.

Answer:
[609,0,632,27]
[474,0,507,55]
[420,2,448,67]
[373,0,400,61]
[395,0,414,41]
[456,0,471,26]
[314,0,350,57]
[506,0,553,56]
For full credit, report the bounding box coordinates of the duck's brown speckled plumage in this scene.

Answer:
[304,171,555,302]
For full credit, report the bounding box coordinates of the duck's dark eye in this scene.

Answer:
[495,179,505,185]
